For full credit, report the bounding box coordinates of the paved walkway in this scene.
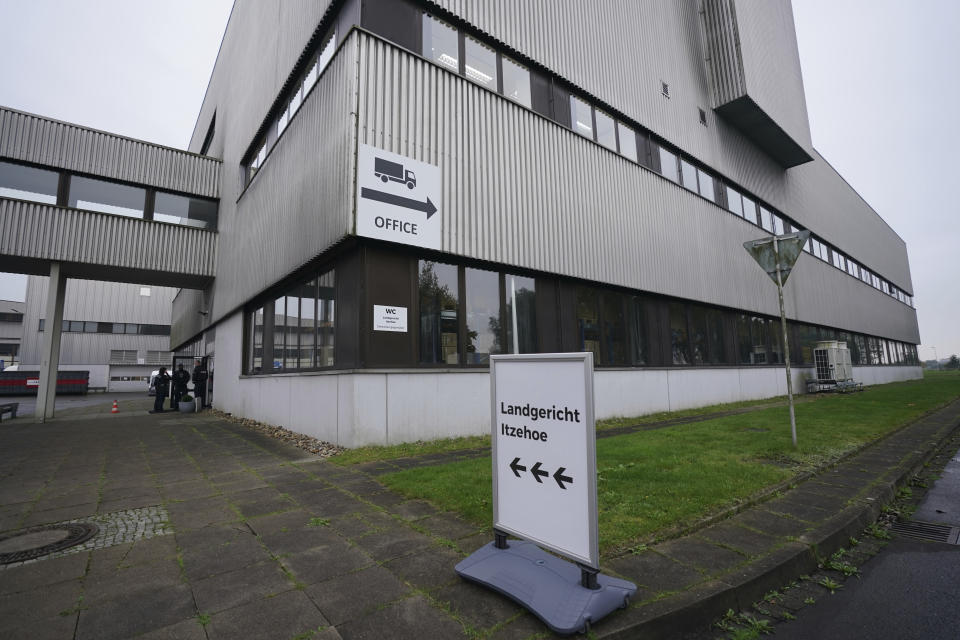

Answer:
[1,398,958,639]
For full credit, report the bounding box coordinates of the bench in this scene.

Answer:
[0,402,19,422]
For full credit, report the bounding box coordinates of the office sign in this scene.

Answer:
[373,305,407,332]
[356,143,441,250]
[491,353,598,568]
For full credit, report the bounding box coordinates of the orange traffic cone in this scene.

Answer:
[111,400,119,414]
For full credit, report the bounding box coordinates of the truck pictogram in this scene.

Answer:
[374,157,417,189]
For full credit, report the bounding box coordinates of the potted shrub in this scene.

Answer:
[178,393,195,413]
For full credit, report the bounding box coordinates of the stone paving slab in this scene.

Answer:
[0,398,958,639]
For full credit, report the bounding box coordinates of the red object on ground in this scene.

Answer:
[111,400,119,414]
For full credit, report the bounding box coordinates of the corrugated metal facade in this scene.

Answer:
[355,32,919,344]
[427,0,908,292]
[0,107,220,199]
[20,277,176,365]
[0,198,217,282]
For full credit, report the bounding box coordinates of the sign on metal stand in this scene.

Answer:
[744,230,810,448]
[455,353,636,635]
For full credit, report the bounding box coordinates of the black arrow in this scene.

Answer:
[531,461,548,483]
[510,457,526,478]
[553,467,574,490]
[360,187,438,219]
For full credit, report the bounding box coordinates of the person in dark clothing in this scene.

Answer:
[192,360,208,409]
[151,367,171,413]
[172,364,190,407]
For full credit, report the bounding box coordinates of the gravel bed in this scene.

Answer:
[209,409,344,458]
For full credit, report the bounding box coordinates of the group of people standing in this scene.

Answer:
[150,360,209,413]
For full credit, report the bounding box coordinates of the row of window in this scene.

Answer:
[246,269,336,373]
[0,312,23,323]
[242,253,920,375]
[38,319,171,336]
[417,13,914,311]
[0,160,218,230]
[244,29,337,186]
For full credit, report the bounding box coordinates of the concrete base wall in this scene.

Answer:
[212,311,924,447]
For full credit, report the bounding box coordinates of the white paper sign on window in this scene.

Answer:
[373,305,408,333]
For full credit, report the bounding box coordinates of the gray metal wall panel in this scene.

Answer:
[20,277,176,364]
[0,198,217,278]
[415,2,907,292]
[0,108,220,198]
[207,35,357,323]
[356,32,919,343]
[170,288,208,349]
[733,0,812,150]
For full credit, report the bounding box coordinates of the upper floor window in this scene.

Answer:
[0,160,58,204]
[571,95,593,138]
[69,176,145,219]
[594,109,617,151]
[617,123,638,162]
[502,56,532,108]
[423,15,459,72]
[464,36,497,88]
[153,191,219,230]
[659,147,679,183]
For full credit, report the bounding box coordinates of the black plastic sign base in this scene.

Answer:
[455,540,637,635]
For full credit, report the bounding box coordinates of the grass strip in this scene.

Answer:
[378,371,960,555]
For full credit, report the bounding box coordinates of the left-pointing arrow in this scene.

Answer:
[360,187,438,219]
[510,457,526,478]
[553,467,573,490]
[531,462,548,483]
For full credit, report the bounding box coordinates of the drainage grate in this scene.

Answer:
[890,520,960,545]
[0,523,99,564]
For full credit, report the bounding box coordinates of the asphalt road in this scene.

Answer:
[1,391,149,418]
[773,447,960,640]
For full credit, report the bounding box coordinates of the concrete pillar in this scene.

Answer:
[35,263,66,421]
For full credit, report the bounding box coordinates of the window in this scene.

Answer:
[504,274,537,353]
[139,287,151,296]
[464,36,497,88]
[0,160,59,204]
[317,271,335,367]
[741,195,758,225]
[628,296,648,365]
[284,294,300,370]
[689,306,708,365]
[680,159,697,193]
[501,56,531,108]
[699,108,707,126]
[659,147,679,183]
[759,206,773,232]
[669,303,690,365]
[423,15,459,72]
[617,123,638,162]
[772,214,784,235]
[575,287,600,362]
[146,350,170,364]
[316,31,337,76]
[273,297,286,370]
[600,292,627,365]
[594,109,617,151]
[419,260,460,364]
[726,187,743,217]
[153,192,218,230]
[296,279,317,369]
[68,176,145,219]
[697,169,714,201]
[465,267,501,364]
[571,95,593,139]
[882,281,890,294]
[249,307,264,373]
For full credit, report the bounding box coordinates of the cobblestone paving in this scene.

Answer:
[0,505,171,570]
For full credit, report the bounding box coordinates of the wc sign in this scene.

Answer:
[373,305,408,333]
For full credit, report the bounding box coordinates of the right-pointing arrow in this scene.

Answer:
[553,467,574,490]
[509,456,526,478]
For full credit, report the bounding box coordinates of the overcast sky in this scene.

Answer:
[0,1,957,359]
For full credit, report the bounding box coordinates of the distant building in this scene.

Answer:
[0,299,23,369]
[17,279,176,391]
[1,0,922,436]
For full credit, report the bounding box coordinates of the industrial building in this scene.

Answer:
[0,299,23,369]
[15,279,176,392]
[0,0,921,440]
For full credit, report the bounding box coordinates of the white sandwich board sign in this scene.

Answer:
[490,352,599,568]
[356,143,441,251]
